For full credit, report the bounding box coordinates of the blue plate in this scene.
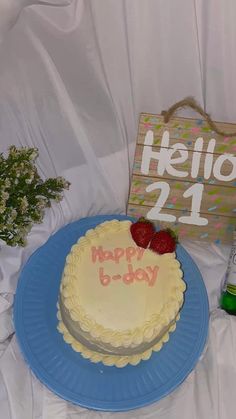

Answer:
[14,214,209,412]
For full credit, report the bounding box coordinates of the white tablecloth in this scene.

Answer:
[1,1,236,418]
[0,189,235,419]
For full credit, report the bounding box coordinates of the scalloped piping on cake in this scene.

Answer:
[57,309,180,367]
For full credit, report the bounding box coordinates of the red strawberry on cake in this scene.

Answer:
[149,229,178,254]
[130,217,155,248]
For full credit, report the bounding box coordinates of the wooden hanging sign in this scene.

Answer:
[127,98,236,243]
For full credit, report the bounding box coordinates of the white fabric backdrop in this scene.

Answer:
[0,1,236,418]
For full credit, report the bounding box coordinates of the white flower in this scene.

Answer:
[6,209,17,222]
[0,204,6,214]
[2,191,9,201]
[19,196,29,213]
[29,149,39,161]
[55,195,63,203]
[4,178,11,188]
[56,177,70,189]
[25,178,32,184]
[36,198,47,209]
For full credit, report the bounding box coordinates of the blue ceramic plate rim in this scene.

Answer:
[14,214,209,411]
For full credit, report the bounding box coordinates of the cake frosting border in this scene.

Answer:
[59,220,186,356]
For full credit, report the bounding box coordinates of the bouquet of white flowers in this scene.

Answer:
[0,145,70,247]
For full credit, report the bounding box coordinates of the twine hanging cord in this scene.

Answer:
[161,97,236,137]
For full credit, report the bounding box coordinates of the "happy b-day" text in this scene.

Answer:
[91,246,159,287]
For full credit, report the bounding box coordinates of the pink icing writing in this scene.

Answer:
[99,264,159,287]
[92,246,144,264]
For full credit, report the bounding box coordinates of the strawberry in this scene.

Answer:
[130,217,155,248]
[149,229,178,254]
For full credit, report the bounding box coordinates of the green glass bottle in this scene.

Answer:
[220,232,236,315]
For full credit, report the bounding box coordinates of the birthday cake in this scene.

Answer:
[57,219,186,367]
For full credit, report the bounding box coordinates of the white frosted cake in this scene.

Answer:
[57,219,186,367]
